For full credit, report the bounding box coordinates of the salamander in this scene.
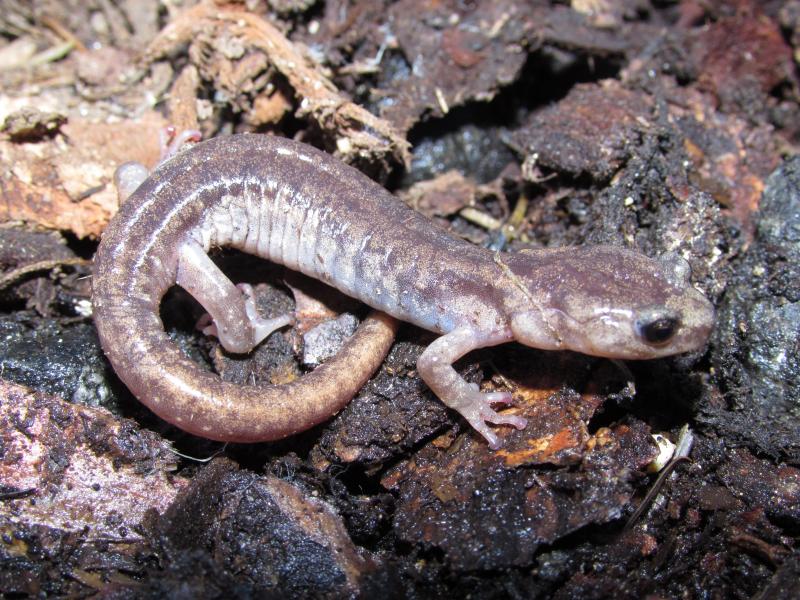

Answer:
[92,134,715,448]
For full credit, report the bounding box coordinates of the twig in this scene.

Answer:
[624,425,695,531]
[0,257,89,292]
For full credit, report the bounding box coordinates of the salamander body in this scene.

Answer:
[93,134,714,448]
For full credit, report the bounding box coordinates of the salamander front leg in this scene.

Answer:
[417,327,528,449]
[114,127,203,203]
[176,239,292,354]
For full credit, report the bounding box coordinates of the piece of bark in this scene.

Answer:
[0,112,166,238]
[0,378,185,540]
[141,1,409,174]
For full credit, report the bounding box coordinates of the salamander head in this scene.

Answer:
[505,246,715,359]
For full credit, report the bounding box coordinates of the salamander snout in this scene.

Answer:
[580,252,715,359]
[629,252,715,355]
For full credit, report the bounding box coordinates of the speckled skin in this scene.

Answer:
[93,134,715,447]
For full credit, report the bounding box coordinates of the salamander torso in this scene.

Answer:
[93,134,715,448]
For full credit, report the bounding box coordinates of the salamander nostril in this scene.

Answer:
[637,316,679,345]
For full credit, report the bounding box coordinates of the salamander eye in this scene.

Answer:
[637,315,680,345]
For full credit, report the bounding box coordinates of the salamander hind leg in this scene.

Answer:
[176,239,293,354]
[417,328,528,449]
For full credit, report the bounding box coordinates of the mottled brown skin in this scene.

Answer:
[93,134,715,448]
